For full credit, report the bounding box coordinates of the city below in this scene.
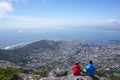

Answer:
[0,40,120,80]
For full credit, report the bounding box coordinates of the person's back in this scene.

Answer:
[86,61,96,77]
[72,62,81,76]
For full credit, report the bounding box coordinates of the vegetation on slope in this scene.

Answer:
[0,40,61,64]
[0,67,23,80]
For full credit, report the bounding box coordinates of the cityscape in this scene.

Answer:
[0,40,120,80]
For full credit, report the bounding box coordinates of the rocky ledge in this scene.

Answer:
[40,75,106,80]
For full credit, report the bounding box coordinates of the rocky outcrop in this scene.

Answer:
[40,75,106,80]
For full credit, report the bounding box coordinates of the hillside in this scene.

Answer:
[0,40,61,64]
[0,40,120,80]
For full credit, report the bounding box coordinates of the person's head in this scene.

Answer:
[75,61,79,65]
[89,60,93,64]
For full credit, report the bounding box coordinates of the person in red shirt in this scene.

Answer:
[72,62,81,76]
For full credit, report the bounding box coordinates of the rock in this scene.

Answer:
[40,76,60,80]
[40,75,106,80]
[55,70,68,77]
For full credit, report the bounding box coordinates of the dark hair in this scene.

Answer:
[89,60,93,64]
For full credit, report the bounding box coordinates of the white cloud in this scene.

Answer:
[0,1,14,17]
[0,14,110,28]
[1,15,120,31]
[0,0,27,3]
[0,0,28,17]
[105,19,120,24]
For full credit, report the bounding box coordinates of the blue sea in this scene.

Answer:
[0,29,120,48]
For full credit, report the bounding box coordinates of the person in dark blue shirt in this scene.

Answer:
[86,60,96,77]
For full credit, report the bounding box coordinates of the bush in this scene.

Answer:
[96,69,106,77]
[33,70,49,79]
[0,67,23,80]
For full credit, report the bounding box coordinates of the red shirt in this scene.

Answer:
[72,65,81,76]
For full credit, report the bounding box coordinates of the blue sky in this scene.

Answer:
[0,0,120,30]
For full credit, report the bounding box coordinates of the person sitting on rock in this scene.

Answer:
[72,61,81,76]
[86,60,96,77]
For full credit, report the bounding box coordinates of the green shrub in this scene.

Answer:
[96,69,105,77]
[0,67,23,80]
[33,70,49,79]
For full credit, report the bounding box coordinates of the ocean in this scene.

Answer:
[0,29,120,48]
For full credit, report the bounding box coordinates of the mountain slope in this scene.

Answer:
[0,40,61,64]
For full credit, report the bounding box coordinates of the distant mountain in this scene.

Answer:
[0,40,61,64]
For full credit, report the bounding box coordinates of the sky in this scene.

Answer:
[0,0,120,31]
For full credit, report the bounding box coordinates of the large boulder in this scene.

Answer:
[54,70,68,77]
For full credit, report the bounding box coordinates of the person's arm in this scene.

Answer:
[86,66,88,75]
[94,66,96,71]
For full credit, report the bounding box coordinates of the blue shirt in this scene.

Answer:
[86,64,96,76]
